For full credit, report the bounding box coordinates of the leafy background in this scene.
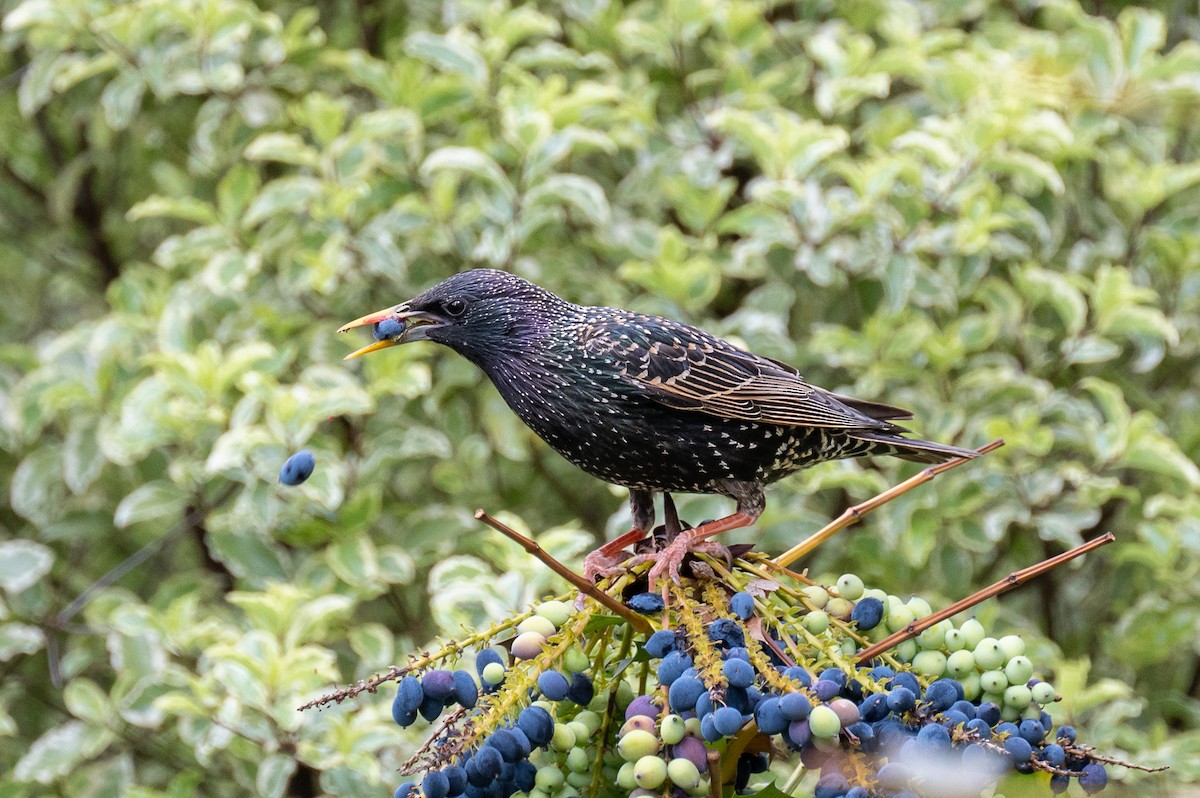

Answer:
[1,0,1198,795]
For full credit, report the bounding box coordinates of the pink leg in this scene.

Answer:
[647,511,757,598]
[583,527,649,582]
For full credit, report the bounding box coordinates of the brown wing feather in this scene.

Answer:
[583,313,891,431]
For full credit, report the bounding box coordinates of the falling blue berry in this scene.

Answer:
[279,449,315,485]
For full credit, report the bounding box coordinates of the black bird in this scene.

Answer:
[339,269,974,586]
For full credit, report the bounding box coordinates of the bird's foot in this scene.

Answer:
[644,530,729,599]
[581,549,629,583]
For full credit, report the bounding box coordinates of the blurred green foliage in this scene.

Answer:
[1,0,1198,794]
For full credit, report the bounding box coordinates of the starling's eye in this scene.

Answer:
[443,298,468,317]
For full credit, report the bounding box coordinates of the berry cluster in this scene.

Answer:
[343,549,1146,798]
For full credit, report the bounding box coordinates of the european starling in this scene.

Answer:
[339,269,974,586]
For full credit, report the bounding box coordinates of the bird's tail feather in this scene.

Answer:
[850,431,978,464]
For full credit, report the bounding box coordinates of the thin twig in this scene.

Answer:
[774,439,1003,567]
[854,533,1116,662]
[474,510,652,632]
[1068,745,1170,773]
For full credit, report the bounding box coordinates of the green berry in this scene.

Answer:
[998,634,1026,659]
[481,662,506,685]
[1031,682,1057,705]
[563,646,590,674]
[808,705,841,738]
[803,610,830,634]
[826,597,854,621]
[633,756,667,789]
[906,596,933,618]
[536,600,572,628]
[566,747,590,773]
[959,618,986,649]
[912,650,947,678]
[835,574,865,601]
[666,757,702,791]
[945,649,976,678]
[551,723,576,752]
[660,714,686,745]
[616,763,636,790]
[1004,684,1033,709]
[973,637,1005,670]
[565,771,591,789]
[1004,655,1034,685]
[574,710,602,735]
[979,670,1008,694]
[617,729,660,761]
[535,767,565,790]
[943,628,968,652]
[887,604,916,632]
[511,631,547,660]
[802,586,830,609]
[518,615,558,638]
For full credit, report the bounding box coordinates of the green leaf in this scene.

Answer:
[326,537,380,590]
[0,540,54,593]
[526,174,611,228]
[256,754,296,798]
[243,176,323,227]
[0,622,45,661]
[14,720,113,783]
[113,481,187,528]
[64,416,105,494]
[127,196,219,226]
[10,446,66,527]
[100,70,146,131]
[64,679,111,725]
[243,132,321,169]
[404,30,487,86]
[421,146,515,201]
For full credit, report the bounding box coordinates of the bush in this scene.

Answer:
[0,0,1197,794]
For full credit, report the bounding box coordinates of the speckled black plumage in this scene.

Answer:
[346,269,975,535]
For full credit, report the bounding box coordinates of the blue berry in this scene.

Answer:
[1004,735,1034,764]
[393,782,415,798]
[513,760,536,792]
[443,766,466,795]
[418,691,443,722]
[422,670,455,703]
[888,671,920,694]
[729,591,755,620]
[723,658,755,688]
[754,697,788,735]
[485,728,521,762]
[1056,724,1077,744]
[924,679,958,711]
[373,317,406,340]
[473,746,503,779]
[536,671,569,701]
[707,618,744,647]
[1080,763,1108,794]
[475,649,503,675]
[965,718,992,739]
[976,701,1002,726]
[279,450,315,485]
[813,679,840,702]
[778,692,811,722]
[1050,773,1070,794]
[850,597,884,629]
[668,675,705,712]
[516,706,552,746]
[783,666,812,688]
[917,723,952,751]
[566,672,594,705]
[628,592,665,614]
[396,676,423,713]
[950,699,977,719]
[1040,743,1066,767]
[859,693,889,722]
[644,630,676,658]
[713,705,744,737]
[421,771,449,798]
[657,650,692,686]
[886,686,916,714]
[1018,719,1045,744]
[451,670,478,708]
[390,694,417,727]
[814,772,850,798]
[818,668,847,688]
[700,712,721,741]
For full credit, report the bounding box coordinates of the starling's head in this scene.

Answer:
[338,269,566,360]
